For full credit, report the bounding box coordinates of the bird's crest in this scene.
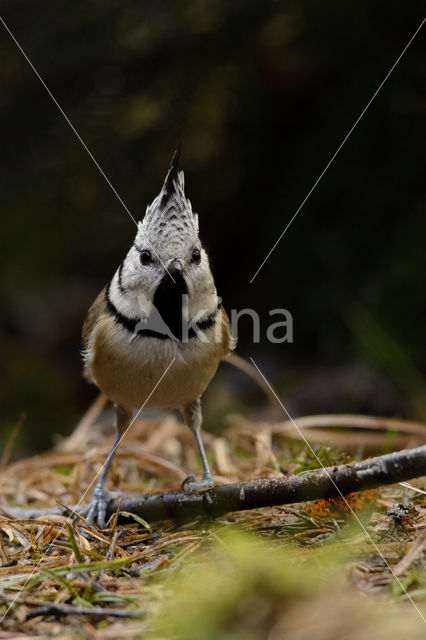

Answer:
[136,149,199,252]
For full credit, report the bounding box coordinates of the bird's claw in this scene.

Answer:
[81,486,116,529]
[182,473,214,494]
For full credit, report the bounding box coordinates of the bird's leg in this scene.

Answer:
[182,398,214,493]
[83,406,132,528]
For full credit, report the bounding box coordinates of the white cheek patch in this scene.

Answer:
[136,292,152,321]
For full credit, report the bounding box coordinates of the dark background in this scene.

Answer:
[1,1,425,455]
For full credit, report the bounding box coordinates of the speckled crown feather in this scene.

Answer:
[135,149,199,254]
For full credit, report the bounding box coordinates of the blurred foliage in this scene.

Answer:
[148,531,426,639]
[0,0,426,451]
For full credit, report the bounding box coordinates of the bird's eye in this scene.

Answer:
[191,249,201,264]
[140,250,152,265]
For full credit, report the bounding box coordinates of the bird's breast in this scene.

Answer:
[86,311,228,410]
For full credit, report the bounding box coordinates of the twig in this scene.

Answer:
[223,352,277,403]
[393,532,426,577]
[273,413,426,436]
[106,445,426,524]
[58,392,108,452]
[24,602,142,620]
[2,446,425,525]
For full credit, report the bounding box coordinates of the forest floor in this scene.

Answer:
[0,412,425,639]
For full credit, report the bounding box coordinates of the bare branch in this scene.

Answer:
[107,445,426,524]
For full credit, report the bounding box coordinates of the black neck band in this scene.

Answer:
[106,284,219,341]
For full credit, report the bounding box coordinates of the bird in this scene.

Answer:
[80,149,234,527]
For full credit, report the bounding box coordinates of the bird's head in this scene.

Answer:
[120,149,217,328]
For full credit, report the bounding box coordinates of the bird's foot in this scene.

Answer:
[182,472,214,494]
[81,486,120,529]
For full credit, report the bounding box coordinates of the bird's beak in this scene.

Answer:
[168,258,184,275]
